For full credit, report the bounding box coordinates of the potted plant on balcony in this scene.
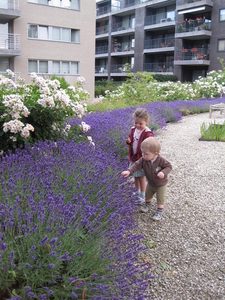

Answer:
[182,47,188,53]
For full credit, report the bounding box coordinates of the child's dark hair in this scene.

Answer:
[133,108,149,123]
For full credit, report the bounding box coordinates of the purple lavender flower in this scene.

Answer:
[50,237,58,244]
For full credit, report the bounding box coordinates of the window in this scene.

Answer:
[39,26,48,39]
[28,25,38,38]
[52,27,60,41]
[62,28,71,42]
[218,39,225,52]
[28,60,37,73]
[28,24,80,43]
[0,58,9,72]
[220,9,225,22]
[28,60,79,75]
[27,0,80,10]
[52,61,60,73]
[62,61,69,74]
[39,61,48,73]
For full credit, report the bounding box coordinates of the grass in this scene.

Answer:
[200,121,225,141]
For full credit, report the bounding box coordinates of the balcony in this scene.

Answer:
[112,21,135,33]
[95,45,108,56]
[145,13,175,30]
[176,0,213,9]
[174,48,210,65]
[144,37,175,53]
[96,4,112,16]
[95,66,108,76]
[96,25,109,36]
[111,64,133,75]
[96,0,170,17]
[111,42,134,55]
[0,0,20,23]
[0,33,20,57]
[176,19,211,39]
[144,62,174,73]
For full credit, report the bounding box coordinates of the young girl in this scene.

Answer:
[126,108,154,204]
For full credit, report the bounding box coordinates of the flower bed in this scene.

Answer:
[1,74,225,299]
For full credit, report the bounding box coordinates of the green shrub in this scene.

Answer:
[153,74,178,82]
[95,80,121,97]
[51,75,70,89]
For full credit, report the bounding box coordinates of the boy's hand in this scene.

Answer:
[121,170,130,178]
[157,171,164,179]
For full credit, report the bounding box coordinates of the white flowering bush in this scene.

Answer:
[0,70,90,154]
[101,69,225,105]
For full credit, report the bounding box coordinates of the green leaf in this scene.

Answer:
[12,289,18,296]
[146,240,155,248]
[161,263,168,269]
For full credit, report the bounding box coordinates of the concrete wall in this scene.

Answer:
[13,1,95,100]
[209,0,225,71]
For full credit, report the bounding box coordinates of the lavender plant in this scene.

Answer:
[0,139,152,299]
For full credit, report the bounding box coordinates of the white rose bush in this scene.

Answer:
[0,70,90,154]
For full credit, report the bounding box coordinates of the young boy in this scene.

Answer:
[121,137,172,221]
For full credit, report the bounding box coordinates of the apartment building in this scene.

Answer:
[95,0,225,82]
[0,0,95,98]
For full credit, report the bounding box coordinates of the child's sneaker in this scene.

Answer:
[152,210,163,221]
[132,191,140,197]
[134,196,145,205]
[140,202,152,213]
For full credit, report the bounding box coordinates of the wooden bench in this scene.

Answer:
[209,103,225,118]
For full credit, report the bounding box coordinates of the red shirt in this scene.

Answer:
[127,127,154,162]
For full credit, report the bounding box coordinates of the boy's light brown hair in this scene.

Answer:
[133,108,149,123]
[141,137,161,154]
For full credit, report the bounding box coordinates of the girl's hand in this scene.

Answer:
[157,171,164,179]
[126,138,131,144]
[121,170,130,178]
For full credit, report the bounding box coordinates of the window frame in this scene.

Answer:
[219,9,225,22]
[28,59,79,75]
[27,0,80,11]
[218,39,225,52]
[28,24,80,43]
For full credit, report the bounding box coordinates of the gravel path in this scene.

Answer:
[136,111,225,300]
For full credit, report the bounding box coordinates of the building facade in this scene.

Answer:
[95,0,225,82]
[0,0,95,99]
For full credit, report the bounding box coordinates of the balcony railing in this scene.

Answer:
[95,45,108,55]
[96,0,165,17]
[111,64,133,73]
[144,37,175,49]
[96,4,112,16]
[112,21,135,32]
[145,13,175,26]
[175,48,209,61]
[0,0,20,10]
[96,25,109,36]
[176,19,211,33]
[0,33,20,51]
[95,66,108,74]
[144,62,174,73]
[177,0,212,5]
[112,42,134,53]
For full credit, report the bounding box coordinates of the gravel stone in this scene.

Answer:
[135,111,225,300]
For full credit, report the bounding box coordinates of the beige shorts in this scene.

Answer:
[146,183,167,205]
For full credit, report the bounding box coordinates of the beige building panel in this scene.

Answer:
[13,1,95,100]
